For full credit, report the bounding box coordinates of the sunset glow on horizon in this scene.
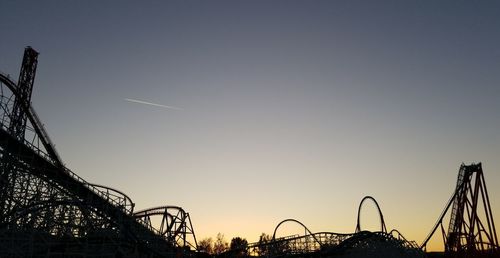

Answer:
[1,1,499,252]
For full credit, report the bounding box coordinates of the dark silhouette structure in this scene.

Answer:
[247,166,499,258]
[422,163,498,257]
[355,196,387,233]
[246,198,424,258]
[134,206,197,250]
[0,47,197,257]
[1,47,498,257]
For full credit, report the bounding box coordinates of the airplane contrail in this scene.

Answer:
[124,98,183,110]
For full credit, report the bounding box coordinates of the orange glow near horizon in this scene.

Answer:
[1,1,500,255]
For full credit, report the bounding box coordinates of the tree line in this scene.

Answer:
[197,233,273,257]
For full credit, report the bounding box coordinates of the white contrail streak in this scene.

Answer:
[124,98,183,110]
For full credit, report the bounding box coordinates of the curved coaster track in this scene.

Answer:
[1,47,498,258]
[246,199,424,258]
[243,163,499,258]
[0,47,198,257]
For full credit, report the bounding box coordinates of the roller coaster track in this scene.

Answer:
[356,195,387,233]
[0,47,196,257]
[247,197,423,258]
[0,72,62,167]
[248,228,422,257]
[2,47,498,257]
[0,72,138,215]
[134,206,198,250]
[421,163,499,255]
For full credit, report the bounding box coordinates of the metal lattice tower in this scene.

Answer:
[446,163,498,253]
[421,163,499,255]
[8,47,37,140]
[134,206,198,250]
[0,47,40,226]
[0,47,197,257]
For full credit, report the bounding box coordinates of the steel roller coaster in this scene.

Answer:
[0,47,198,257]
[421,163,498,257]
[246,197,423,258]
[246,176,498,257]
[1,47,498,257]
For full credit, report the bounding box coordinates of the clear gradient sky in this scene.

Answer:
[1,1,499,251]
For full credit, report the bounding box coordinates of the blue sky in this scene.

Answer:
[1,1,499,250]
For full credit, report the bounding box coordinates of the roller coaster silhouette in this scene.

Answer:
[0,47,197,257]
[0,47,498,257]
[245,197,423,258]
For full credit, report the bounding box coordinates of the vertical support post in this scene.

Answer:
[445,163,499,255]
[8,46,38,140]
[1,47,39,224]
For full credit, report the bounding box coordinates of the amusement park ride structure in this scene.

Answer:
[0,47,198,256]
[421,163,498,255]
[0,47,498,257]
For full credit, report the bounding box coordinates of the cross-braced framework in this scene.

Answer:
[421,163,499,256]
[247,197,423,258]
[0,47,198,257]
[134,206,198,250]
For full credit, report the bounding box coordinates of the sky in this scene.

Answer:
[1,1,500,251]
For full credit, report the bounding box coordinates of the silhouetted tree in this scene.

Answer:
[229,237,248,256]
[213,233,229,255]
[198,237,213,254]
[257,233,271,256]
